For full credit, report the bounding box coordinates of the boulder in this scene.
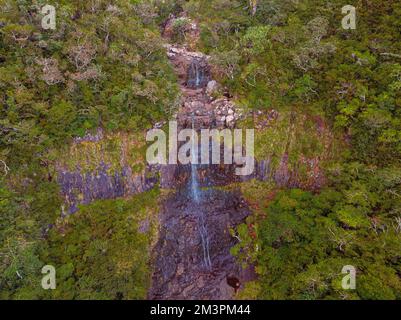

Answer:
[226,115,235,126]
[206,80,218,96]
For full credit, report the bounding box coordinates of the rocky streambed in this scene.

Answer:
[149,187,250,299]
[149,26,253,298]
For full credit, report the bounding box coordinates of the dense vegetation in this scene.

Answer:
[0,0,175,299]
[173,0,401,300]
[1,0,400,300]
[1,189,160,299]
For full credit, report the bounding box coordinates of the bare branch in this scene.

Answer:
[0,160,10,176]
[380,52,401,59]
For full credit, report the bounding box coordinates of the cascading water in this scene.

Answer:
[190,117,200,203]
[194,61,201,88]
[187,58,210,89]
[149,32,251,299]
[191,116,212,270]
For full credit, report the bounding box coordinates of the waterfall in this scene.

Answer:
[187,58,209,89]
[194,62,200,88]
[190,116,212,270]
[191,117,200,203]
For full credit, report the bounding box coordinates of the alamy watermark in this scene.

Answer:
[342,5,356,30]
[146,121,255,176]
[341,265,356,290]
[41,265,56,290]
[41,5,56,30]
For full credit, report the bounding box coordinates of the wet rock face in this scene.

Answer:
[57,164,158,214]
[186,58,210,89]
[57,154,323,215]
[148,189,250,300]
[165,45,210,86]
